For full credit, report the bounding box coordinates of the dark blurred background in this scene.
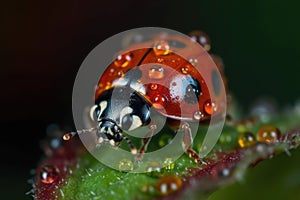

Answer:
[1,0,300,199]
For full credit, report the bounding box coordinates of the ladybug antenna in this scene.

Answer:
[62,127,97,141]
[118,132,137,154]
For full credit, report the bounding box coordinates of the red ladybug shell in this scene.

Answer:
[95,34,226,122]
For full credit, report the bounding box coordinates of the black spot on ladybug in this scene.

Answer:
[167,40,186,48]
[184,77,202,104]
[212,69,221,96]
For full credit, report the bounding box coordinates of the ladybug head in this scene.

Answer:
[91,86,151,140]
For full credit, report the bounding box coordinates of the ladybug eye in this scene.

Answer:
[121,114,133,130]
[184,84,202,104]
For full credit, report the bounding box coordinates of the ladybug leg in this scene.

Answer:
[118,132,137,154]
[181,123,203,164]
[135,124,157,162]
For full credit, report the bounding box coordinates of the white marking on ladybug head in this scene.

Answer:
[107,128,114,136]
[128,115,142,131]
[97,101,108,121]
[89,105,98,121]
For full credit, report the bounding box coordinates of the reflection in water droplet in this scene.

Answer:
[238,132,256,148]
[118,158,134,172]
[114,53,132,68]
[181,66,189,74]
[150,84,158,90]
[188,58,198,66]
[152,94,167,110]
[193,111,203,120]
[257,125,281,143]
[148,65,164,79]
[157,174,182,195]
[189,30,211,51]
[204,99,217,115]
[153,41,170,56]
[40,165,60,184]
[163,158,175,170]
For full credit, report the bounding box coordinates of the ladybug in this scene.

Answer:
[65,31,226,163]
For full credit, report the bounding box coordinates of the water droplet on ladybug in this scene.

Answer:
[157,58,164,63]
[204,99,217,115]
[152,94,167,109]
[146,161,164,177]
[40,165,60,184]
[109,68,115,76]
[193,111,203,120]
[238,132,257,148]
[104,82,111,90]
[181,66,190,74]
[117,70,124,77]
[150,84,158,90]
[188,58,198,67]
[163,158,175,170]
[157,174,182,195]
[189,30,211,51]
[148,65,164,79]
[153,41,170,56]
[118,158,134,172]
[257,125,281,143]
[114,53,132,68]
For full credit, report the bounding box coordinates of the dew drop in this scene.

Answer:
[153,41,170,56]
[152,94,167,110]
[146,161,164,177]
[193,111,203,120]
[157,174,182,196]
[62,132,76,141]
[238,132,257,148]
[157,58,164,63]
[141,183,156,194]
[150,84,158,90]
[204,99,217,115]
[163,158,175,170]
[181,66,190,74]
[188,58,198,67]
[109,68,115,76]
[40,165,60,184]
[118,158,134,172]
[117,70,124,77]
[257,125,281,143]
[148,65,164,79]
[189,30,211,51]
[114,53,132,68]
